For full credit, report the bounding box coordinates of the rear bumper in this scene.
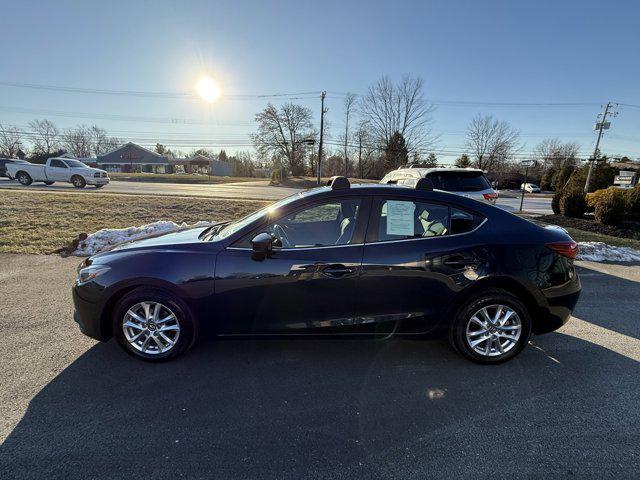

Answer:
[534,274,582,335]
[72,286,110,341]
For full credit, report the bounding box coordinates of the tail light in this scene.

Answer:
[483,192,499,201]
[547,241,579,259]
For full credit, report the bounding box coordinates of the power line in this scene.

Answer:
[0,80,320,100]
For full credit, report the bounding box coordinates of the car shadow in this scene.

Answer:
[574,264,640,340]
[1,330,640,479]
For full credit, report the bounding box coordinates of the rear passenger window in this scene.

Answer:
[375,200,449,242]
[450,208,485,234]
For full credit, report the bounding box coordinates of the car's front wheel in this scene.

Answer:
[71,175,86,188]
[449,290,531,364]
[112,288,198,361]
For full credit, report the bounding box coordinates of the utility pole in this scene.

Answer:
[317,91,327,186]
[585,102,616,193]
[358,135,363,179]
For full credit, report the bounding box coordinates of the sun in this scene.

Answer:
[196,76,221,102]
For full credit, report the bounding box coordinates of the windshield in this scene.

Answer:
[210,193,304,241]
[63,159,88,168]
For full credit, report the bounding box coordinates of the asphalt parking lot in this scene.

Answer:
[1,253,639,479]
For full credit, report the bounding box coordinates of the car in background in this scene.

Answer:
[521,183,541,193]
[6,157,109,188]
[0,158,29,178]
[72,176,580,365]
[380,167,499,204]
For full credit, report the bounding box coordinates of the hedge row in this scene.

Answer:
[554,185,640,225]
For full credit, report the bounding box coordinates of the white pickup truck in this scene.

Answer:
[6,157,109,189]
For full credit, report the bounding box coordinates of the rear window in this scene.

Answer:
[426,171,491,192]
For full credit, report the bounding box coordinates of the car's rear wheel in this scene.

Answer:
[71,175,86,188]
[449,290,531,364]
[16,171,32,186]
[112,288,198,361]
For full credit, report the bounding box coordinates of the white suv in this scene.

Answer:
[380,167,498,204]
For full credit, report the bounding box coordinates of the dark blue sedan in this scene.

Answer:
[73,177,581,364]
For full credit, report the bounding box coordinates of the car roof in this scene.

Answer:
[392,167,485,175]
[297,183,492,211]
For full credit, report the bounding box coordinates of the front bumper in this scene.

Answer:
[72,285,111,341]
[87,177,110,186]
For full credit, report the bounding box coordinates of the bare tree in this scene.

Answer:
[534,138,580,169]
[359,75,436,153]
[63,125,93,158]
[465,114,521,170]
[342,93,357,176]
[251,103,315,175]
[28,119,60,155]
[0,123,24,157]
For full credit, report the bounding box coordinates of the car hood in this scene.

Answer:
[109,226,211,252]
[76,167,107,175]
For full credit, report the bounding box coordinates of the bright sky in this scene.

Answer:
[1,0,639,162]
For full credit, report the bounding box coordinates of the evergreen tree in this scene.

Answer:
[383,131,409,171]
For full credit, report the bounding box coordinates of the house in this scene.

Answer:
[97,142,170,173]
[170,154,233,176]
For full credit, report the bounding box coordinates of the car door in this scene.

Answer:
[214,196,370,334]
[47,159,69,181]
[355,195,486,335]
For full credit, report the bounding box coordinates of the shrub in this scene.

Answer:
[593,188,627,225]
[552,166,575,192]
[626,186,640,220]
[551,190,563,214]
[540,168,556,191]
[559,190,587,218]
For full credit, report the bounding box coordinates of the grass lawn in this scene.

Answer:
[0,190,268,254]
[271,176,377,188]
[108,172,260,184]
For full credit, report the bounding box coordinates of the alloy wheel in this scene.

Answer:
[122,301,180,355]
[465,304,522,357]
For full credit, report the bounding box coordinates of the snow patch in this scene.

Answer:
[73,220,211,256]
[577,242,640,263]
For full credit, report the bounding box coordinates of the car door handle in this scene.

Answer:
[442,255,478,268]
[321,264,354,277]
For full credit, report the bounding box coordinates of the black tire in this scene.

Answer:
[449,289,532,364]
[16,171,32,186]
[112,287,199,362]
[71,175,86,188]
[44,181,55,185]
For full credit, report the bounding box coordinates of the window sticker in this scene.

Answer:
[386,201,416,236]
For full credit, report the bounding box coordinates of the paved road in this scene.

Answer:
[1,253,638,479]
[0,177,553,213]
[0,177,300,201]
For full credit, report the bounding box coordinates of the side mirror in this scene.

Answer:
[251,232,273,260]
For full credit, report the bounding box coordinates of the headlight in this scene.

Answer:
[77,264,110,284]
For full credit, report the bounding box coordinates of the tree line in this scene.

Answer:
[2,73,622,186]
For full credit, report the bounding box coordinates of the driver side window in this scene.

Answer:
[50,159,67,168]
[264,199,362,249]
